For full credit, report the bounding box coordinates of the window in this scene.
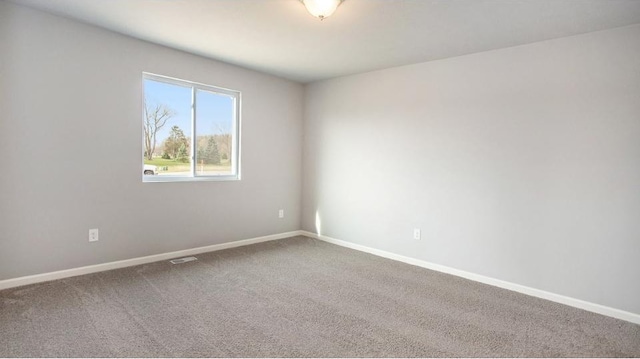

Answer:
[142,73,240,182]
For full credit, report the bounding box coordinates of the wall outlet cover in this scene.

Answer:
[89,228,99,242]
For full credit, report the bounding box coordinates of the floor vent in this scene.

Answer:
[169,256,198,265]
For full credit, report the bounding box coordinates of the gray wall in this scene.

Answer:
[0,2,303,280]
[2,0,639,318]
[302,24,640,314]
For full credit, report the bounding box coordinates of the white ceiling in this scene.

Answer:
[11,0,640,83]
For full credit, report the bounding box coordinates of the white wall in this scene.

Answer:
[302,24,640,314]
[0,2,303,280]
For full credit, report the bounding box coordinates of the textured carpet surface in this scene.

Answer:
[1,236,639,357]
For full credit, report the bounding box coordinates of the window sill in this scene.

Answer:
[143,175,240,183]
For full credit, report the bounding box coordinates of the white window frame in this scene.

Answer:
[142,73,241,182]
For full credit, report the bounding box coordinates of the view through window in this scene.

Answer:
[142,73,240,181]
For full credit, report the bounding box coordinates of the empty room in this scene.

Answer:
[1,0,639,357]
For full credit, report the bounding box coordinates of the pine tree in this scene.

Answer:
[164,126,188,159]
[203,136,221,164]
[177,142,189,163]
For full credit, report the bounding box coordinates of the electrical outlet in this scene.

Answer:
[413,228,421,240]
[89,228,99,242]
[278,209,284,219]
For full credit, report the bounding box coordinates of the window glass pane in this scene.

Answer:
[143,79,192,176]
[195,89,235,176]
[142,73,240,182]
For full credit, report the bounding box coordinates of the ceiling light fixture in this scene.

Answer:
[301,0,343,21]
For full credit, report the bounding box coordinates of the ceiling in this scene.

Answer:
[11,0,640,83]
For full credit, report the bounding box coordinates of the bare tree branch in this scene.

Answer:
[143,100,174,160]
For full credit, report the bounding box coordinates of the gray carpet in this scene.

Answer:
[1,236,639,357]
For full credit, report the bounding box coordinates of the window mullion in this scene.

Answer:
[233,96,239,176]
[190,87,197,177]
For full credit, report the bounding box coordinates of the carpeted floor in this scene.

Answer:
[1,236,639,357]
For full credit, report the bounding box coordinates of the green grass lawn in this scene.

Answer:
[144,158,183,167]
[145,158,231,173]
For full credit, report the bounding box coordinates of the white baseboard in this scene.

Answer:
[0,231,303,291]
[300,231,640,325]
[3,229,638,325]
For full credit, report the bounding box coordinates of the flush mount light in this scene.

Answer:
[301,0,343,20]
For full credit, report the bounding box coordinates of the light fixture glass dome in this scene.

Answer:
[301,0,343,20]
